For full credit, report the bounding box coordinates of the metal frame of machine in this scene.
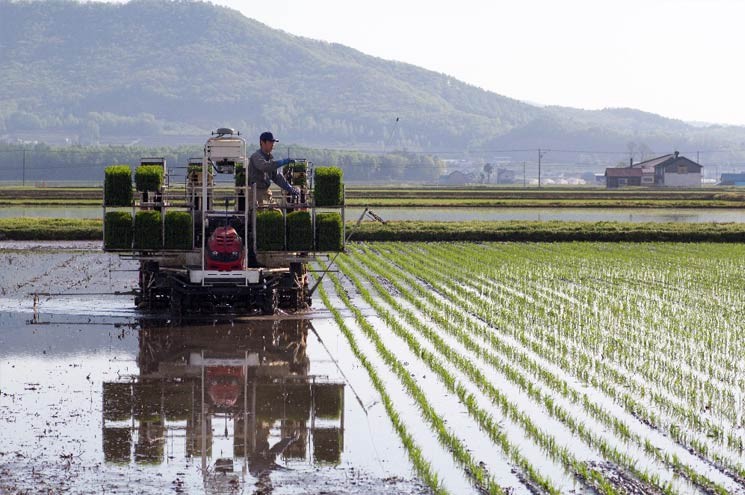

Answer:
[102,128,345,316]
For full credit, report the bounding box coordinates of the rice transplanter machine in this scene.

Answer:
[102,128,345,316]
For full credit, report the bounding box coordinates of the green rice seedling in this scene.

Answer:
[134,210,162,250]
[337,254,621,494]
[286,211,312,251]
[104,165,132,206]
[134,165,163,192]
[164,211,192,249]
[256,210,284,251]
[313,167,343,206]
[321,261,506,495]
[380,242,745,486]
[317,281,446,495]
[104,211,132,249]
[316,212,343,251]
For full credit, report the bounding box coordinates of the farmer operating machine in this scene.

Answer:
[103,128,345,316]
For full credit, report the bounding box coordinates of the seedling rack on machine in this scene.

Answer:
[102,128,345,317]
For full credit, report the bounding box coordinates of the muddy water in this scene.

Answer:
[0,244,429,494]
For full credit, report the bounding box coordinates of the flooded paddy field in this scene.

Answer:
[0,244,428,494]
[2,241,745,494]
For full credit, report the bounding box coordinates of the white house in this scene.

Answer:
[636,152,702,187]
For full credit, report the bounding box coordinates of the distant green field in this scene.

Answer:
[3,217,745,242]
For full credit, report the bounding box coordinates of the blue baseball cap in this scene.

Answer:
[260,131,278,143]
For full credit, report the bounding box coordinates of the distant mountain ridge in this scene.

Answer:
[1,0,744,163]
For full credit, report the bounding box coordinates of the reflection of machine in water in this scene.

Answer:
[102,319,345,492]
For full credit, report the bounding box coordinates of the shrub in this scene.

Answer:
[164,211,192,249]
[135,165,163,192]
[104,165,132,206]
[316,212,343,251]
[256,210,284,251]
[286,211,312,251]
[104,211,132,249]
[134,210,162,250]
[314,167,343,206]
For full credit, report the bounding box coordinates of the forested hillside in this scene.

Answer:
[1,0,745,166]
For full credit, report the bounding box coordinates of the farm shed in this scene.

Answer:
[604,167,642,188]
[719,173,745,186]
[439,171,475,185]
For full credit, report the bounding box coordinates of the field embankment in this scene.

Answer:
[4,217,745,242]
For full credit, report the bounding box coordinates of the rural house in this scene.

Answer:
[605,152,702,188]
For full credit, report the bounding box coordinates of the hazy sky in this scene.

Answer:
[97,0,745,125]
[203,0,745,126]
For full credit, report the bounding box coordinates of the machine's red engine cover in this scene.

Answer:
[205,226,245,271]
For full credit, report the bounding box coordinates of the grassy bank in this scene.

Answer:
[350,220,745,242]
[3,217,745,242]
[0,217,103,240]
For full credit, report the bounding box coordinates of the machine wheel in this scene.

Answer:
[262,288,277,315]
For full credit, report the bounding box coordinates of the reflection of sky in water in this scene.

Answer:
[3,206,745,223]
[0,314,417,493]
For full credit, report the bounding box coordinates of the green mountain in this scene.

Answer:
[1,0,744,165]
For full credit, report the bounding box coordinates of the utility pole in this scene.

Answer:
[538,149,546,188]
[22,149,26,186]
[523,161,526,188]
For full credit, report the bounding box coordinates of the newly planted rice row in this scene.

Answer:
[440,242,745,460]
[374,243,738,492]
[402,242,745,482]
[320,242,745,495]
[345,245,728,494]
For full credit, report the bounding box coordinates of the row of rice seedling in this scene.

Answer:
[316,281,447,494]
[356,243,734,494]
[333,254,575,494]
[317,263,506,494]
[371,242,739,493]
[319,242,745,494]
[390,240,744,488]
[454,242,739,466]
[334,252,633,494]
[405,242,745,484]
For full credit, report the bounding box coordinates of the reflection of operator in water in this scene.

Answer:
[249,421,299,476]
[248,131,300,204]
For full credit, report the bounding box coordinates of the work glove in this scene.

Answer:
[290,187,301,196]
